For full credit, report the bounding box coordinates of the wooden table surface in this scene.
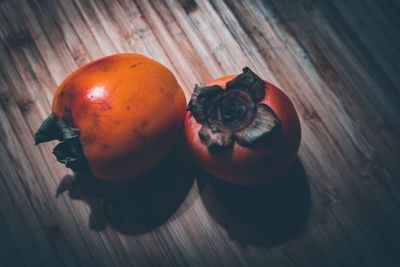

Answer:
[1,0,400,266]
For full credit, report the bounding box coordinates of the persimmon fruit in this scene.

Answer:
[185,67,301,186]
[35,53,186,182]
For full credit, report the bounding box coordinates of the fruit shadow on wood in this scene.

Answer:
[197,157,310,246]
[56,143,195,235]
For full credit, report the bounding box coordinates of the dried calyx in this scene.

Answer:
[34,113,90,173]
[187,67,281,153]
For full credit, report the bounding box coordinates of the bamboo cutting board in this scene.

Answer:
[1,0,400,266]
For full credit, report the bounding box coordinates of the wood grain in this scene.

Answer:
[1,0,400,266]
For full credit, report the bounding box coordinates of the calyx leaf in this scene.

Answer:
[34,113,90,174]
[187,67,282,153]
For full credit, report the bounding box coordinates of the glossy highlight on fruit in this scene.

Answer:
[184,67,301,186]
[35,53,186,182]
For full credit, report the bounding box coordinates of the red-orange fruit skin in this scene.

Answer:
[52,53,187,182]
[184,75,301,186]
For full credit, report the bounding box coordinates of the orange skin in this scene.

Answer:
[184,75,301,186]
[52,54,186,182]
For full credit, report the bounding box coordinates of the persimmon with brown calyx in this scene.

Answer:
[184,67,301,186]
[35,53,186,182]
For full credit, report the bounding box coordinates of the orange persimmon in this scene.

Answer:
[35,53,186,182]
[184,67,301,186]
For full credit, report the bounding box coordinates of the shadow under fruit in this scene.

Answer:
[56,143,195,235]
[197,157,311,246]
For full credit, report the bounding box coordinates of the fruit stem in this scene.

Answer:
[187,67,281,152]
